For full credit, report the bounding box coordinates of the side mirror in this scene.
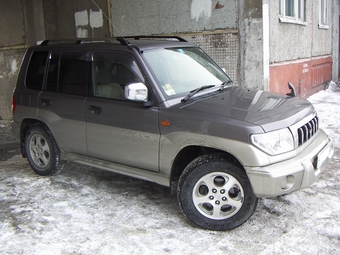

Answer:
[125,83,148,102]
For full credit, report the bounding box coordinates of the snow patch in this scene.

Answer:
[327,81,340,92]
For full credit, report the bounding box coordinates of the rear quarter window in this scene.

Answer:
[26,51,48,90]
[46,50,90,96]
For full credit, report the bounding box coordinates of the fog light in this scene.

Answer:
[281,175,295,190]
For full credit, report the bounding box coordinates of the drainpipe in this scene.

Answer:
[331,0,339,81]
[263,0,270,91]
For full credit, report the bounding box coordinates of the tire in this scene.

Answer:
[177,154,258,231]
[25,124,65,176]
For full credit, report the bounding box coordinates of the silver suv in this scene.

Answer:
[11,36,333,230]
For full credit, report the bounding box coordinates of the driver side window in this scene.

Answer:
[92,51,143,99]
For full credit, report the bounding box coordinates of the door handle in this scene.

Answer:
[41,98,51,107]
[89,105,102,115]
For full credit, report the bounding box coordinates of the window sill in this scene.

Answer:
[279,17,307,26]
[318,24,329,30]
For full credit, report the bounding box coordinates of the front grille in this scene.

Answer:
[297,116,319,146]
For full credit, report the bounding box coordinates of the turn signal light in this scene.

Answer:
[162,120,170,127]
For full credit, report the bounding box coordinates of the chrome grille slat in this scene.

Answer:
[297,116,319,146]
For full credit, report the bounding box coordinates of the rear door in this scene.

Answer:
[85,51,160,172]
[37,50,90,155]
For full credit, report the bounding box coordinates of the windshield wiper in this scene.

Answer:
[219,80,234,90]
[181,85,215,102]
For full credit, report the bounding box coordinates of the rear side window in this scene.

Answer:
[46,50,90,96]
[26,51,48,90]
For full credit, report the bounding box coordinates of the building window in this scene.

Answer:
[284,0,294,17]
[319,0,329,29]
[279,0,306,25]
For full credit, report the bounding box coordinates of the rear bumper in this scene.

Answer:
[245,129,333,197]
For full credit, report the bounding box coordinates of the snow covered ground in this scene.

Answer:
[0,84,339,255]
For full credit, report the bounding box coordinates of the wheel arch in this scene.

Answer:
[170,145,243,194]
[20,118,51,158]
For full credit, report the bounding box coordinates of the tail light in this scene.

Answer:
[11,95,16,115]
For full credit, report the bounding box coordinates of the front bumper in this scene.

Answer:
[245,129,334,198]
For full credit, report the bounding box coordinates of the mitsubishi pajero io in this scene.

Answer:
[11,36,333,230]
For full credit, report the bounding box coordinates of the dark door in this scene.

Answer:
[85,51,160,172]
[38,50,90,155]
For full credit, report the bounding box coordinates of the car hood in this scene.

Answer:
[180,87,315,132]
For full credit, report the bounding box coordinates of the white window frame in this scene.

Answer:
[279,0,307,26]
[319,0,329,29]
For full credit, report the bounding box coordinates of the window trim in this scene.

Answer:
[319,0,329,29]
[279,0,307,26]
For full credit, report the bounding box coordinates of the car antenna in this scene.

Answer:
[91,0,131,47]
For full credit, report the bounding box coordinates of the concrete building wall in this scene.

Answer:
[0,0,28,124]
[0,0,110,124]
[111,0,238,35]
[332,0,339,81]
[111,0,267,90]
[0,50,26,124]
[110,0,241,85]
[0,0,26,48]
[238,0,264,90]
[311,1,332,56]
[51,0,110,39]
[269,2,312,62]
[39,0,111,41]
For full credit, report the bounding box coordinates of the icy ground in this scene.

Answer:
[0,84,339,255]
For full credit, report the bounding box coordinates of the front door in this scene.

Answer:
[85,51,160,172]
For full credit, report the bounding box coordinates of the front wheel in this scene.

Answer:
[178,154,258,230]
[25,124,65,176]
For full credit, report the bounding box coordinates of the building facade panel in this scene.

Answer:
[269,1,312,63]
[270,56,332,98]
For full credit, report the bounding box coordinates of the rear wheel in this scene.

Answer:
[178,154,258,230]
[25,124,65,176]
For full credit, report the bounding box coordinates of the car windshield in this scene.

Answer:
[142,47,231,97]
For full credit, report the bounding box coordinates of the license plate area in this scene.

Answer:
[316,140,334,170]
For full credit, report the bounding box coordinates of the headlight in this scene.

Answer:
[250,128,294,155]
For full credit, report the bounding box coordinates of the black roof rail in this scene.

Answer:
[38,36,188,47]
[75,38,115,44]
[122,35,187,42]
[116,37,131,46]
[38,38,117,46]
